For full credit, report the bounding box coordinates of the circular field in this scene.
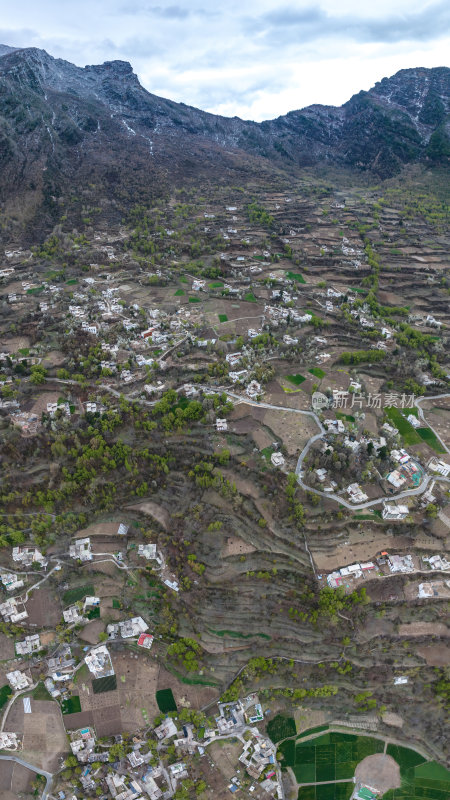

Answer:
[355,753,401,795]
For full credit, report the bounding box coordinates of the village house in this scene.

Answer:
[83,596,100,612]
[169,762,188,783]
[346,483,369,503]
[0,733,20,750]
[85,645,115,678]
[141,771,163,800]
[12,547,47,568]
[0,571,24,592]
[7,670,31,691]
[163,578,180,592]
[15,634,42,656]
[423,554,450,571]
[137,633,154,649]
[229,369,249,383]
[428,458,450,477]
[226,352,242,367]
[388,554,415,573]
[63,605,84,625]
[44,678,61,699]
[325,418,344,434]
[386,469,406,489]
[0,597,28,624]
[271,452,285,468]
[69,537,93,562]
[382,502,409,520]
[246,380,261,399]
[107,616,148,640]
[47,645,76,677]
[154,718,178,741]
[138,543,157,560]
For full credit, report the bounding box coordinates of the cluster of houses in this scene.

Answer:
[324,550,448,591]
[386,450,422,490]
[107,616,149,640]
[68,723,170,799]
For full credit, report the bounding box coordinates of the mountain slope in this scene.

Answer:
[0,46,448,234]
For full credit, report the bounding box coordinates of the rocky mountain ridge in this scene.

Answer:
[0,45,448,235]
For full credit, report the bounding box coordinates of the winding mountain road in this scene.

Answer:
[44,376,450,510]
[223,390,449,509]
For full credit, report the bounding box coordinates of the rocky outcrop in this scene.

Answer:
[0,46,448,232]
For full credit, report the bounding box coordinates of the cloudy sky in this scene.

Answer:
[1,1,449,120]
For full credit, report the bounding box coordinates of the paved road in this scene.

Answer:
[13,562,61,604]
[221,390,450,509]
[0,754,53,800]
[297,778,355,786]
[44,378,450,510]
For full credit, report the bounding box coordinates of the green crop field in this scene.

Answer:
[416,428,446,454]
[209,281,224,288]
[62,584,94,604]
[414,763,450,781]
[267,714,297,743]
[218,314,228,322]
[286,271,306,284]
[0,684,12,710]
[386,744,426,771]
[92,675,117,694]
[156,688,178,713]
[298,784,353,800]
[188,296,201,303]
[385,407,421,445]
[287,374,306,385]
[293,732,384,783]
[174,288,185,295]
[309,367,326,379]
[278,738,296,767]
[387,744,427,775]
[335,412,356,422]
[244,291,257,302]
[382,749,450,800]
[297,725,329,739]
[61,696,82,714]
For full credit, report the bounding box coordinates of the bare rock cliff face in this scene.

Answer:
[0,46,448,231]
